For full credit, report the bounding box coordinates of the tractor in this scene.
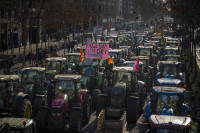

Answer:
[146,86,190,119]
[135,34,146,45]
[109,49,123,65]
[20,67,48,116]
[0,117,35,133]
[0,75,32,118]
[96,67,146,123]
[36,74,92,132]
[156,61,185,81]
[148,115,192,133]
[65,53,81,73]
[164,47,180,56]
[79,58,105,108]
[45,57,67,79]
[136,46,158,66]
[160,54,182,62]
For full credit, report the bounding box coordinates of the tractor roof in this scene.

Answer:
[0,75,19,81]
[54,74,81,81]
[21,67,45,72]
[166,41,179,44]
[159,61,181,65]
[153,86,185,95]
[164,55,181,57]
[46,57,66,62]
[65,53,80,56]
[146,40,159,43]
[109,49,123,53]
[137,46,153,49]
[143,42,156,46]
[149,115,191,130]
[131,56,150,60]
[136,34,146,37]
[123,61,143,65]
[164,47,179,50]
[113,67,136,72]
[119,46,131,49]
[157,78,181,85]
[0,118,34,129]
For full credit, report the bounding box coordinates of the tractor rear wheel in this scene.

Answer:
[15,99,32,118]
[92,89,101,109]
[127,96,139,123]
[35,107,50,133]
[69,109,82,132]
[96,94,108,117]
[82,96,91,124]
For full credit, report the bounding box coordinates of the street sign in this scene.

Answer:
[85,43,109,60]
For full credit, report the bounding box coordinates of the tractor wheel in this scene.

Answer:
[82,96,91,124]
[96,94,108,117]
[35,107,50,133]
[15,99,32,119]
[92,89,101,109]
[69,110,82,132]
[33,96,46,116]
[127,96,139,123]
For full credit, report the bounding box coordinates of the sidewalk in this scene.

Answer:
[0,40,64,74]
[1,40,63,58]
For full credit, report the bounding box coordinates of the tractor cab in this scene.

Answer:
[122,61,145,82]
[65,53,81,73]
[156,61,184,80]
[20,67,47,96]
[119,46,132,58]
[109,49,123,65]
[45,57,67,79]
[105,35,117,48]
[0,117,35,133]
[137,46,157,65]
[143,42,157,54]
[146,86,188,119]
[164,47,179,55]
[0,75,19,111]
[0,75,32,118]
[79,58,104,90]
[117,35,126,45]
[149,115,192,133]
[135,34,146,45]
[165,41,179,48]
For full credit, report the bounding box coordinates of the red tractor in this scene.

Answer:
[35,74,92,132]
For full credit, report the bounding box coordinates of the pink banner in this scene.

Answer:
[85,43,109,59]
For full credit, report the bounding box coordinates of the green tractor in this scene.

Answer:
[0,117,35,133]
[96,67,147,123]
[20,67,48,116]
[0,75,32,118]
[65,53,81,73]
[79,58,105,108]
[45,57,67,79]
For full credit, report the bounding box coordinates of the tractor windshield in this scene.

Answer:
[112,71,134,86]
[156,94,180,116]
[165,50,178,55]
[21,71,40,85]
[166,57,179,61]
[67,55,79,63]
[82,67,95,77]
[156,129,184,133]
[139,49,151,56]
[162,64,177,78]
[55,80,75,96]
[46,61,65,73]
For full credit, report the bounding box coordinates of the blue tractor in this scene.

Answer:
[146,86,190,119]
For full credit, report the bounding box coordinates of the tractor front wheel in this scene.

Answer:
[82,96,91,124]
[96,94,108,117]
[15,99,32,119]
[127,96,139,123]
[69,109,82,132]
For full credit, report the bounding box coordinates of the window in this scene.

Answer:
[1,8,6,18]
[7,9,11,18]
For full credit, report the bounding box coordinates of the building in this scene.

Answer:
[122,0,134,21]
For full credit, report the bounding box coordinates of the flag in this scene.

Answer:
[108,56,114,64]
[141,41,143,46]
[133,58,139,72]
[80,48,84,62]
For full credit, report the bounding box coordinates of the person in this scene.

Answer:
[47,78,55,108]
